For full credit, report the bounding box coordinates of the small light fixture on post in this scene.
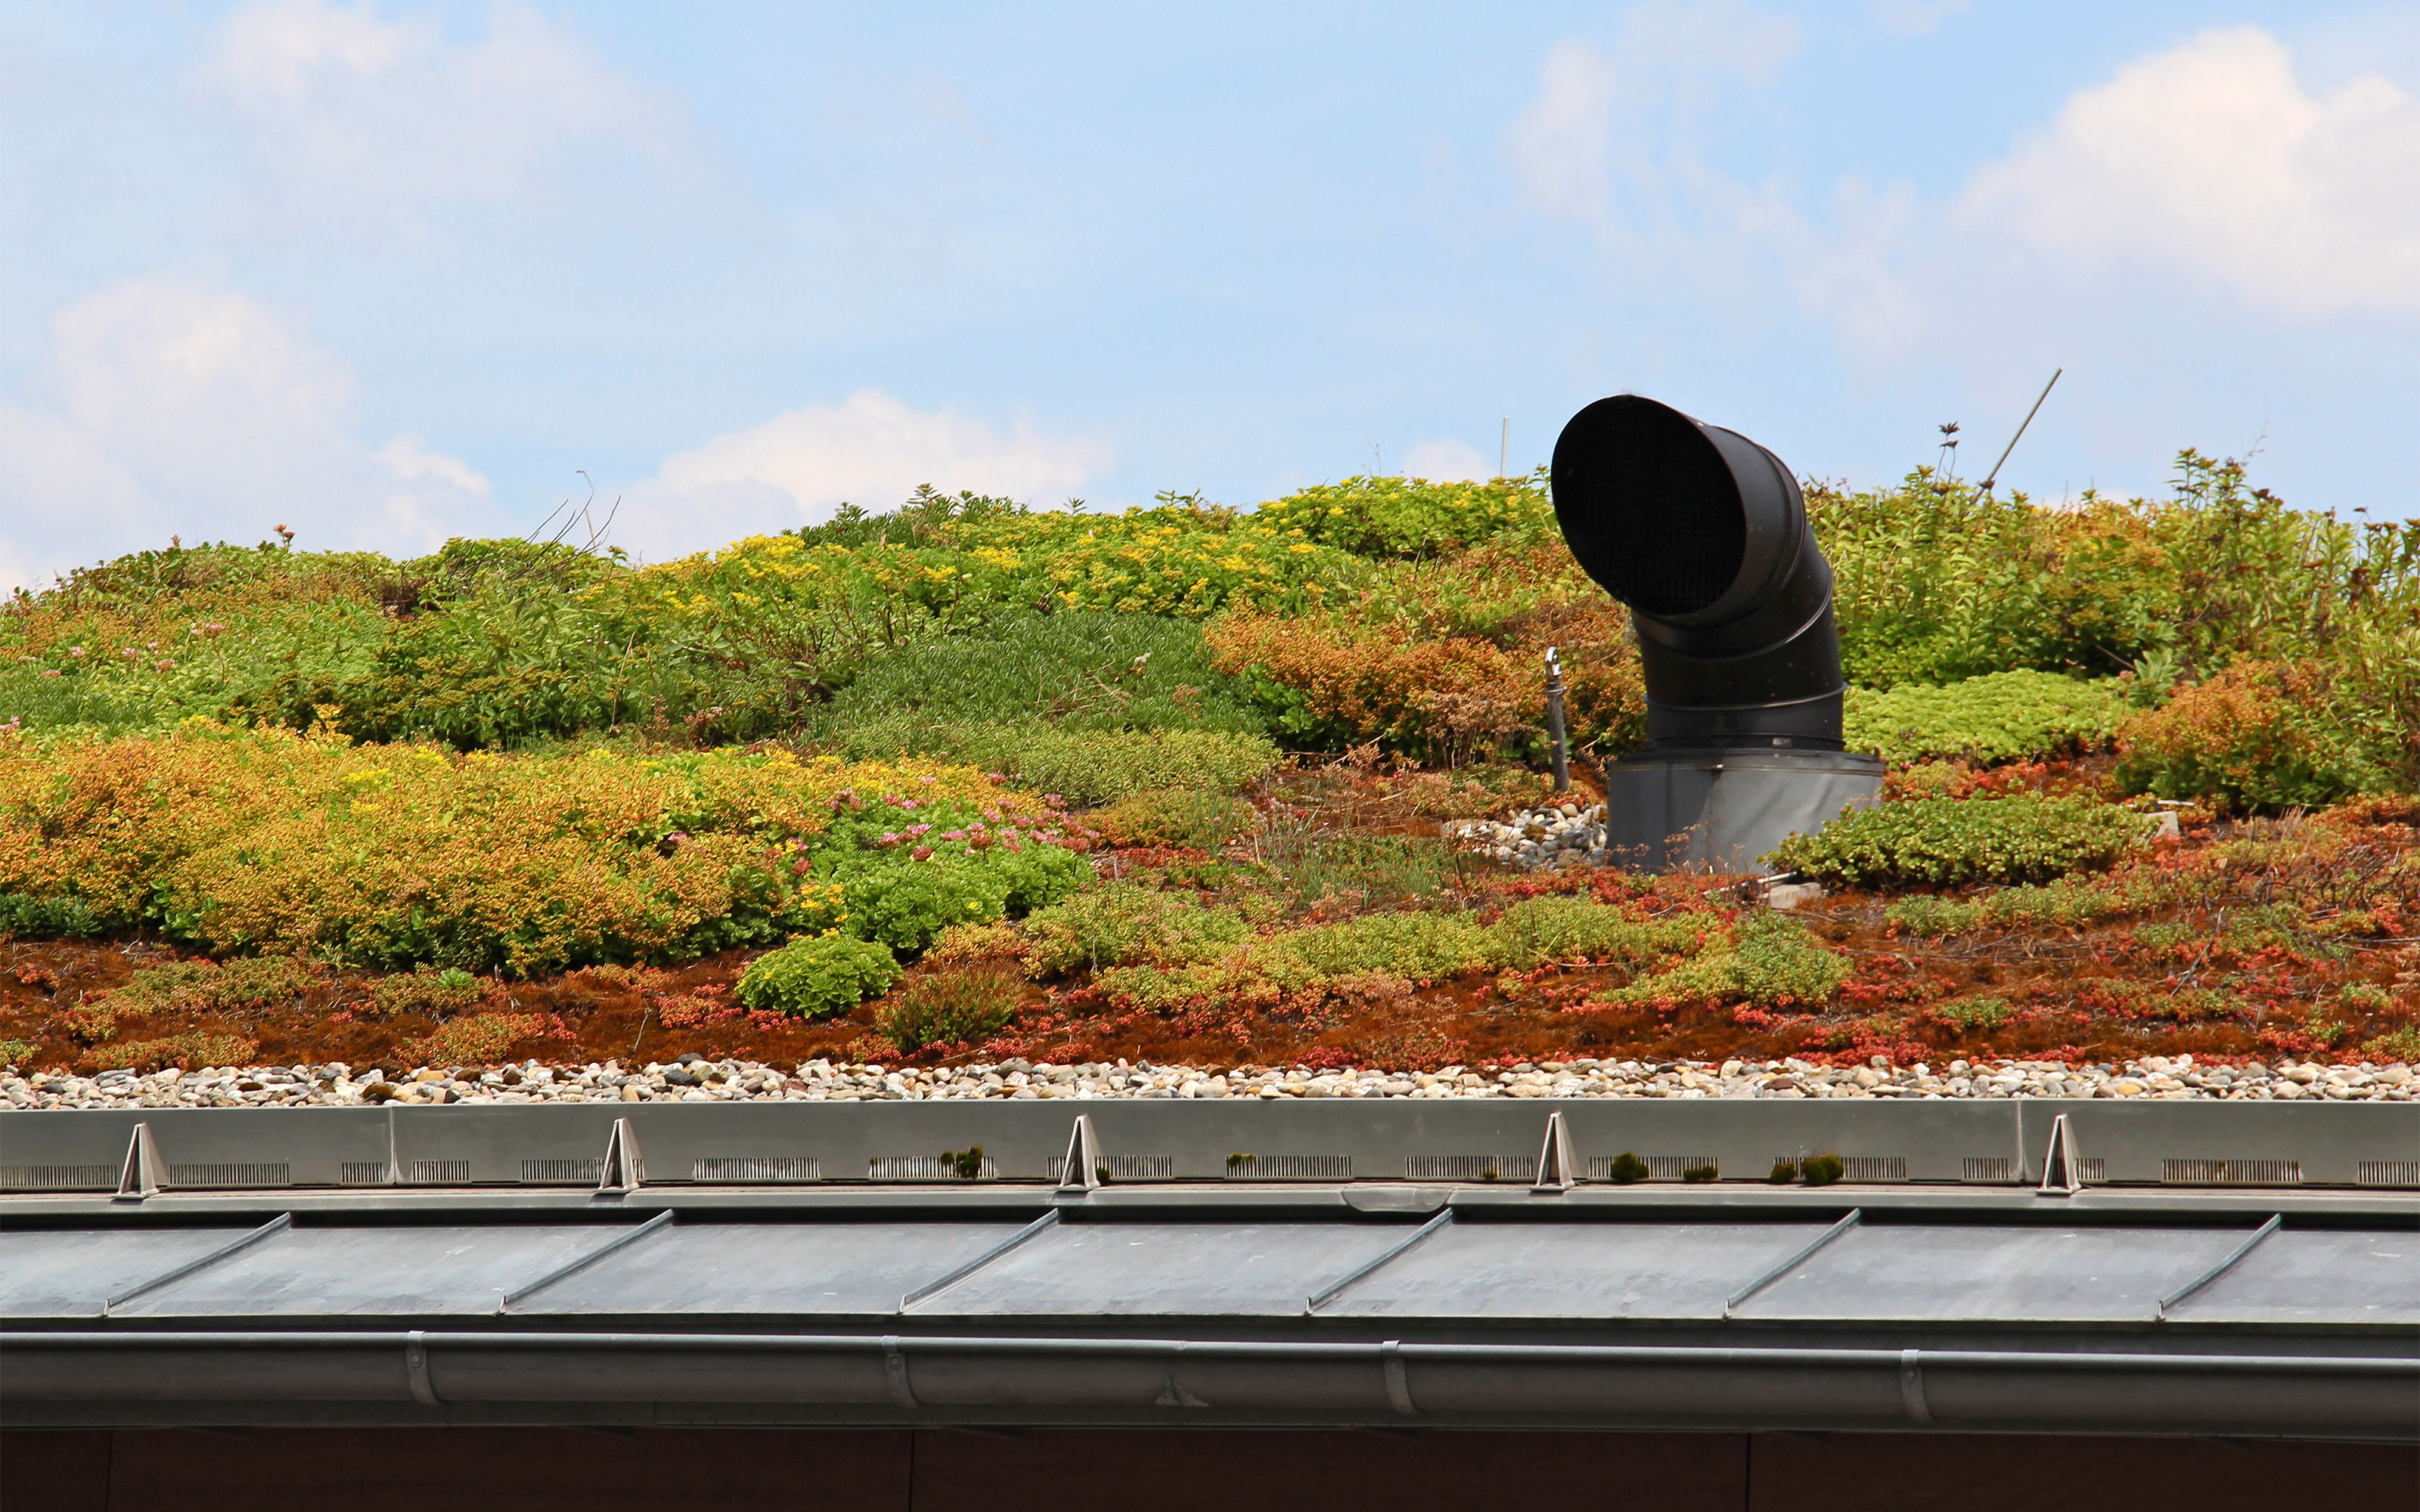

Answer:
[1544,646,1570,795]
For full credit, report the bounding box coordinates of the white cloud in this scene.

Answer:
[1501,16,2420,404]
[374,434,495,544]
[206,0,672,203]
[1960,28,2420,317]
[1507,40,1621,227]
[1785,177,1928,355]
[618,390,1112,560]
[44,274,360,499]
[0,273,495,593]
[1865,0,1969,39]
[1402,439,1494,482]
[1506,5,1804,235]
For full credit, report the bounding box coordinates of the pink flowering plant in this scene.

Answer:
[801,792,1094,952]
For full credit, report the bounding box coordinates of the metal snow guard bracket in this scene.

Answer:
[1,1097,2413,1195]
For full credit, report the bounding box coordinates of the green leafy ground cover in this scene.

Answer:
[2,457,2414,1075]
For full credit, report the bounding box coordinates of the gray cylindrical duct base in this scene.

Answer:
[1602,747,1884,874]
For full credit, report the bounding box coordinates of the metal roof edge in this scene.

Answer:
[5,1330,2411,1440]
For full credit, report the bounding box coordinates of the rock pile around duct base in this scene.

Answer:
[1453,801,1609,870]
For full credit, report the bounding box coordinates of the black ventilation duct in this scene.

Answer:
[1551,395,1882,871]
[1552,394,1844,747]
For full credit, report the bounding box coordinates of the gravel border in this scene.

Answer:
[4,1054,2409,1109]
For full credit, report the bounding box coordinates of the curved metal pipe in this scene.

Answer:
[1550,395,1847,748]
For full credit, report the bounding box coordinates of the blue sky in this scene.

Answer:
[4,1,2415,589]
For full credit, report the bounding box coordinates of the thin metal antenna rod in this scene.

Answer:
[1978,368,2062,494]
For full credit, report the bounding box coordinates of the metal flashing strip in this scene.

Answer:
[2156,1213,2282,1321]
[4,1179,2408,1223]
[2,1098,2411,1194]
[1723,1209,1860,1318]
[1305,1210,1454,1313]
[897,1210,1060,1312]
[103,1213,291,1315]
[497,1210,674,1312]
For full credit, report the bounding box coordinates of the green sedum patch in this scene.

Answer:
[1601,911,1849,1010]
[822,720,1281,804]
[1485,897,1709,971]
[101,956,324,1017]
[1020,883,1254,977]
[876,965,1023,1055]
[1931,996,2017,1031]
[1289,911,1494,982]
[809,798,1092,953]
[1254,471,1556,559]
[1844,670,2131,766]
[1883,872,2166,936]
[736,932,903,1020]
[1773,796,2153,890]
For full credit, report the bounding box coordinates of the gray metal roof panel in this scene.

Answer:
[0,1228,257,1318]
[511,1220,1028,1316]
[1315,1220,1832,1319]
[2166,1229,2420,1326]
[1730,1223,2253,1323]
[909,1220,1416,1316]
[108,1224,625,1318]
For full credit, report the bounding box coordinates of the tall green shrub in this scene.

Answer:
[2115,661,2388,813]
[1810,472,2171,688]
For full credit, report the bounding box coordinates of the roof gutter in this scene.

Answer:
[7,1331,2412,1439]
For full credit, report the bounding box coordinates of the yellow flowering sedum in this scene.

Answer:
[0,723,1018,976]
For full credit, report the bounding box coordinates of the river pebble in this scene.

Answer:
[3,1052,2407,1108]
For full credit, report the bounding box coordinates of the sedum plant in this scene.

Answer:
[737,932,902,1020]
